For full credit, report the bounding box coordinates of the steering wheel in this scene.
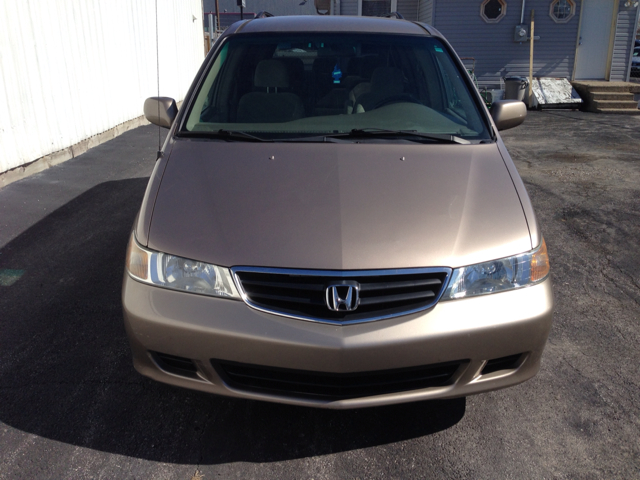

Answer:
[371,94,422,110]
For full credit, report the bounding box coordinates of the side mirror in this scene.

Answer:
[490,100,527,131]
[143,97,178,129]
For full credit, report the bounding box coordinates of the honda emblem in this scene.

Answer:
[325,281,360,311]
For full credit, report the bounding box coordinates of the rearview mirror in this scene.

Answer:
[144,97,178,129]
[490,100,527,131]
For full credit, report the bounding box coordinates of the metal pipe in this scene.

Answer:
[208,13,214,49]
[520,0,526,24]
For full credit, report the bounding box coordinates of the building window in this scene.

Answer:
[480,0,507,23]
[549,0,575,23]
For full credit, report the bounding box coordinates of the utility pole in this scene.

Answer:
[215,0,220,37]
[528,10,535,109]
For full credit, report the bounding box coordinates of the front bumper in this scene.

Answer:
[122,274,553,409]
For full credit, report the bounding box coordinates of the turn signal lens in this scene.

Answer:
[126,236,149,280]
[124,232,240,299]
[530,238,550,282]
[442,238,551,300]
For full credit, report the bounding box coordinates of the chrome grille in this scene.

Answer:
[232,267,451,325]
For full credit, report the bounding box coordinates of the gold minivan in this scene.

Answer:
[123,14,552,408]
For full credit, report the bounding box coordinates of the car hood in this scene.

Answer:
[146,140,531,270]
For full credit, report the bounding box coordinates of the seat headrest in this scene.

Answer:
[312,57,337,74]
[360,55,382,78]
[254,60,290,88]
[370,67,404,96]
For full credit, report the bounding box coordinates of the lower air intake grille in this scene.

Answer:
[481,354,523,375]
[213,359,463,400]
[232,267,451,324]
[152,351,199,379]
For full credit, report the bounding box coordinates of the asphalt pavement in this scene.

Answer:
[0,112,639,479]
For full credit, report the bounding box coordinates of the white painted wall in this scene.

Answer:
[0,0,205,174]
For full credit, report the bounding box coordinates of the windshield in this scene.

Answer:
[183,33,491,141]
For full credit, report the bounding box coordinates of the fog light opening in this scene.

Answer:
[151,351,200,379]
[481,353,523,375]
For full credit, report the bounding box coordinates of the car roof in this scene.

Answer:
[228,15,432,36]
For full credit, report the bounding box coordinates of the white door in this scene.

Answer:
[574,0,616,80]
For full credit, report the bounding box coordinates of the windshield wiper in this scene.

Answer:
[179,130,271,142]
[178,128,472,144]
[328,128,471,145]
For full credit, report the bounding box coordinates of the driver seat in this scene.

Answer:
[353,67,404,113]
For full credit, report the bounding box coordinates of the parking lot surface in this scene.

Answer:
[0,111,639,479]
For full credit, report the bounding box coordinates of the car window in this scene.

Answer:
[186,43,229,130]
[183,33,491,141]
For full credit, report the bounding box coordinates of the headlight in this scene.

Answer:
[125,233,240,299]
[442,239,550,300]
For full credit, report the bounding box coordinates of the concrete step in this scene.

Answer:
[581,85,631,93]
[591,99,640,110]
[570,81,639,113]
[572,81,639,94]
[595,108,640,115]
[590,92,635,101]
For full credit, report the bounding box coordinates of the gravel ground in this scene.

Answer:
[0,111,638,479]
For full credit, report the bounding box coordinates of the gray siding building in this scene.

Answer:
[430,0,582,87]
[336,0,639,85]
[610,5,638,81]
[203,0,318,28]
[203,0,639,84]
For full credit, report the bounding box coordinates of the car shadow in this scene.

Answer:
[0,178,465,464]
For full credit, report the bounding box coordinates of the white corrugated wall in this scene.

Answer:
[0,0,204,174]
